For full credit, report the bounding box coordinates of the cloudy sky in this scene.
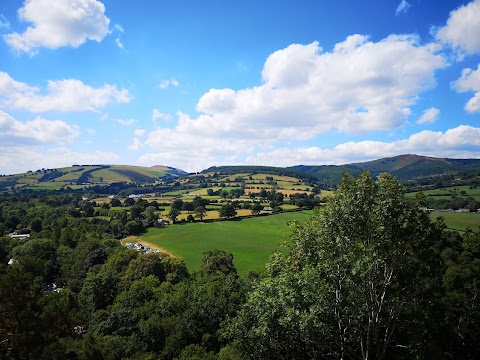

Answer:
[1,0,480,174]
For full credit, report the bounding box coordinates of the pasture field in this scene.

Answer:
[139,211,312,276]
[23,185,65,190]
[406,185,480,201]
[89,169,131,183]
[431,212,480,232]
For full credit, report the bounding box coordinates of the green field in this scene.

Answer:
[406,185,480,201]
[431,212,480,232]
[139,211,312,276]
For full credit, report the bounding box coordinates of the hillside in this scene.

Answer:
[0,164,188,191]
[201,165,318,182]
[291,154,480,186]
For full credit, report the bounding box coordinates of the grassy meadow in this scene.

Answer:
[139,211,313,276]
[406,185,480,202]
[431,212,480,232]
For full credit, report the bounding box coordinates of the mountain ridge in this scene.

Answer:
[290,154,480,185]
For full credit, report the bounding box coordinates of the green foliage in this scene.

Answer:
[123,253,166,285]
[0,177,479,359]
[194,206,207,221]
[200,250,237,278]
[225,172,445,359]
[440,229,480,358]
[167,207,180,223]
[219,203,237,219]
[251,203,263,215]
[174,344,216,360]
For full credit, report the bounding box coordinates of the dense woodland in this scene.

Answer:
[0,172,479,359]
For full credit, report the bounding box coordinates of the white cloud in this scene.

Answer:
[144,35,445,160]
[245,126,480,168]
[116,118,137,126]
[158,79,180,89]
[0,110,79,146]
[128,138,143,151]
[435,0,480,54]
[152,108,172,121]
[452,64,480,112]
[417,107,440,124]
[4,0,110,54]
[139,125,480,173]
[0,72,131,112]
[396,0,412,16]
[128,129,146,151]
[114,24,124,32]
[134,129,145,137]
[0,14,10,29]
[115,37,124,49]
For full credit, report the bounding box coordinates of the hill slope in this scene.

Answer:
[0,164,187,191]
[291,154,480,185]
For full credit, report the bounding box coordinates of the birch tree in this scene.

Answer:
[225,172,443,359]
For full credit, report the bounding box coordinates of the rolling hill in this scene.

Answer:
[0,164,188,191]
[291,154,480,185]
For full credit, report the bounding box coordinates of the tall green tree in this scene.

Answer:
[225,172,444,359]
[250,203,263,215]
[219,204,236,219]
[168,208,180,224]
[194,206,207,221]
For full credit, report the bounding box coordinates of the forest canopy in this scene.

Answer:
[0,172,479,359]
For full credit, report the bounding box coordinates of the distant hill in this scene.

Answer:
[0,164,188,191]
[201,165,318,182]
[2,154,480,192]
[290,154,480,185]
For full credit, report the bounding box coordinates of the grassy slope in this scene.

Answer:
[431,212,480,232]
[2,164,179,189]
[405,185,480,202]
[139,211,312,276]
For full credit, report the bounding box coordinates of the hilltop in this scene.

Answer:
[0,164,188,192]
[291,154,480,186]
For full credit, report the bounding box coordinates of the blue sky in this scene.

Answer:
[1,0,480,174]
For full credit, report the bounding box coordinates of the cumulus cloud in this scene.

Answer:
[4,0,110,54]
[158,79,180,89]
[435,0,480,54]
[139,125,480,172]
[152,108,172,121]
[0,110,79,146]
[0,72,131,112]
[128,130,146,151]
[114,24,124,32]
[452,64,480,112]
[128,138,143,151]
[417,107,440,124]
[396,0,412,16]
[144,34,445,161]
[245,125,480,168]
